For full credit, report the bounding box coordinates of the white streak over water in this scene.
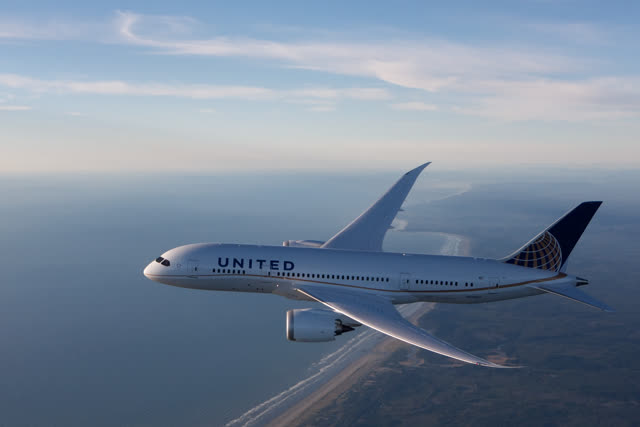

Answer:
[226,233,465,427]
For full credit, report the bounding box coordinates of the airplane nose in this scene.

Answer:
[143,262,157,279]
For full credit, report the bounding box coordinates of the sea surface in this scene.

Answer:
[1,168,637,426]
[0,171,460,427]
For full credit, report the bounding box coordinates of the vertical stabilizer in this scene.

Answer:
[502,201,602,272]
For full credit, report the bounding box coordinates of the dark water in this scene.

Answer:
[0,171,448,426]
[0,168,638,426]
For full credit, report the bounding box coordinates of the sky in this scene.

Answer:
[1,1,639,172]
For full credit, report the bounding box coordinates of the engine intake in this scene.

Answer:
[286,308,360,342]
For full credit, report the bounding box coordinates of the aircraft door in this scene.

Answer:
[187,260,200,275]
[399,273,411,290]
[479,275,501,294]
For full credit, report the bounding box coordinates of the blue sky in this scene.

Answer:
[1,1,639,172]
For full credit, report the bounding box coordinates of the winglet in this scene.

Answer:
[322,163,431,251]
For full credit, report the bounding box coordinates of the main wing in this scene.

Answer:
[296,284,516,368]
[321,163,431,252]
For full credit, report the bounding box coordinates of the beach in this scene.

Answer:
[266,302,436,427]
[227,232,470,427]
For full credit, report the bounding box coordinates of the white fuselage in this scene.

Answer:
[143,243,576,305]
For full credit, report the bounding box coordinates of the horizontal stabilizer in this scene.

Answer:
[532,284,614,312]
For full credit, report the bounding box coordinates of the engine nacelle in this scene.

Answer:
[286,308,360,342]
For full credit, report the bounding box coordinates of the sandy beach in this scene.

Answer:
[265,233,471,427]
[266,302,435,427]
[226,232,471,427]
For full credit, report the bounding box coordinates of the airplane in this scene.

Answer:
[143,163,612,368]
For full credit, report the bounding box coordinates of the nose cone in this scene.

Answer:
[143,261,163,282]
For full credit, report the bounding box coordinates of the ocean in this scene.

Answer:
[2,167,637,426]
[0,172,456,426]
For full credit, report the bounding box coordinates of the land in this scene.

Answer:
[278,182,640,427]
[266,303,436,427]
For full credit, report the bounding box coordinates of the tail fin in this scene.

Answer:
[501,201,602,272]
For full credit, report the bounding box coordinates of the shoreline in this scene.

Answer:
[227,232,471,427]
[266,302,435,427]
[265,233,471,427]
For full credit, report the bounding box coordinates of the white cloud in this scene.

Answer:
[0,73,391,107]
[109,11,640,120]
[453,77,640,121]
[525,21,607,44]
[0,73,275,99]
[0,16,111,41]
[2,11,639,121]
[115,10,584,95]
[307,105,335,112]
[391,102,438,111]
[289,87,390,100]
[0,105,30,111]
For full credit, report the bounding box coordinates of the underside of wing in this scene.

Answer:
[296,284,517,368]
[321,162,430,252]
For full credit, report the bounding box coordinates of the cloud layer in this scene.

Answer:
[1,11,638,121]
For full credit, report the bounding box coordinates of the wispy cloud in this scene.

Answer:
[115,10,584,94]
[109,11,640,120]
[391,102,438,111]
[0,73,391,105]
[307,105,335,112]
[2,11,639,121]
[525,21,608,44]
[0,105,30,111]
[0,73,275,99]
[289,87,390,100]
[453,77,640,121]
[0,16,110,41]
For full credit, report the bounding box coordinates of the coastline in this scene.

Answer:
[266,302,435,427]
[264,233,471,427]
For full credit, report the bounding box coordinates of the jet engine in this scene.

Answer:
[286,308,360,342]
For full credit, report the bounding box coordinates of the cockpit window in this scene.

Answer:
[155,257,164,263]
[161,259,170,267]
